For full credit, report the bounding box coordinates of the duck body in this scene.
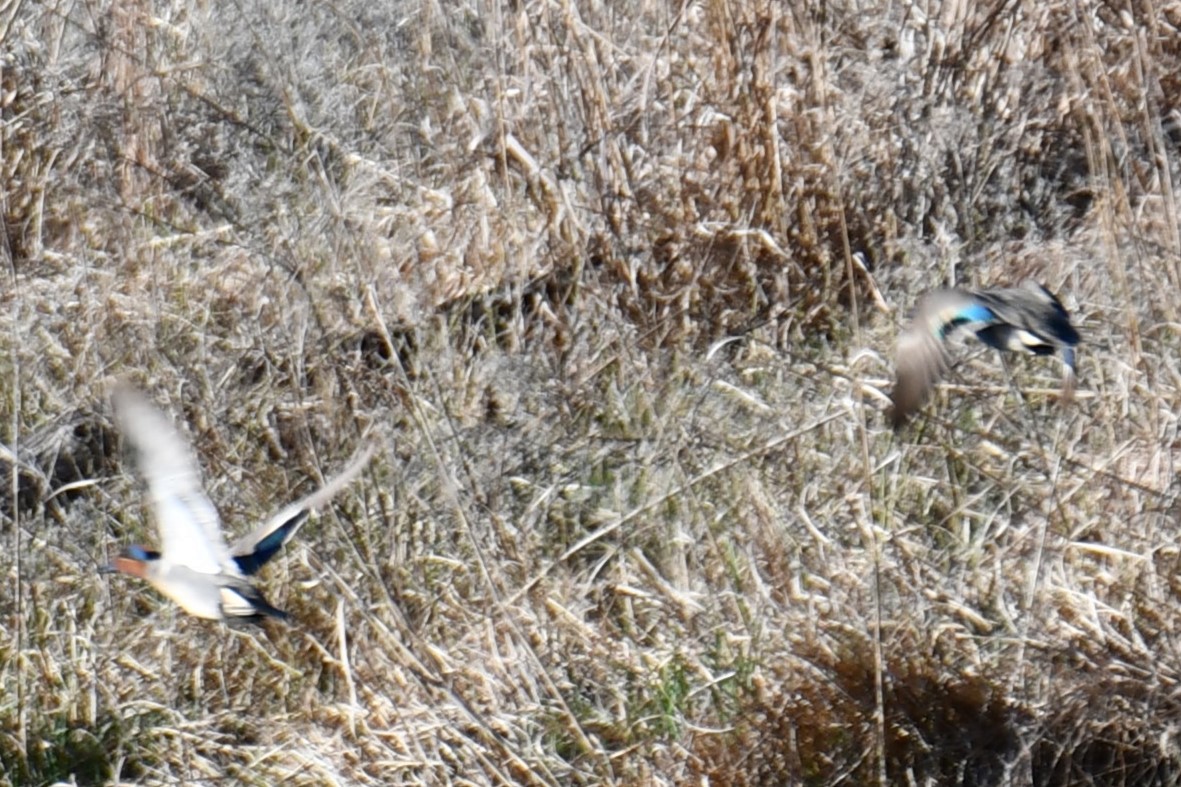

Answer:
[112,546,288,621]
[105,386,373,623]
[889,281,1080,428]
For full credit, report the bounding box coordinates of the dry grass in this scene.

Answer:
[4,0,1181,784]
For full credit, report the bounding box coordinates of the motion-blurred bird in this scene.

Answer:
[888,280,1080,428]
[104,386,374,623]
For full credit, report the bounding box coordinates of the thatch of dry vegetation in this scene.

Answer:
[4,0,1181,784]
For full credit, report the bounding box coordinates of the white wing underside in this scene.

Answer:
[114,388,237,577]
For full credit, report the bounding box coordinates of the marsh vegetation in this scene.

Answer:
[3,0,1180,783]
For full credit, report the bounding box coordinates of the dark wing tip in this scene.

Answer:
[220,582,291,624]
[888,384,921,430]
[1021,281,1080,346]
[887,403,908,430]
[224,608,289,628]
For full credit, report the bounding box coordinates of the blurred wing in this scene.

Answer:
[889,289,994,428]
[229,442,376,575]
[890,324,947,428]
[916,289,997,339]
[113,387,235,576]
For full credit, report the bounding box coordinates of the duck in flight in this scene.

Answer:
[104,386,374,623]
[888,280,1080,428]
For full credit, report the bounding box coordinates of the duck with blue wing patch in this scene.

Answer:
[888,280,1080,429]
[103,386,375,624]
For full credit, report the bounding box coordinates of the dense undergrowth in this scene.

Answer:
[3,0,1181,784]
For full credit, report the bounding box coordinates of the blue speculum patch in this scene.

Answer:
[125,544,160,561]
[936,302,994,339]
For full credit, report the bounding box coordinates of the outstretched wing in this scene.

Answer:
[889,289,997,428]
[113,386,237,576]
[229,442,376,575]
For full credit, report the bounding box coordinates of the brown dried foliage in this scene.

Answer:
[3,0,1181,784]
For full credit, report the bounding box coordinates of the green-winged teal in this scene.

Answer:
[104,386,374,623]
[889,280,1080,428]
